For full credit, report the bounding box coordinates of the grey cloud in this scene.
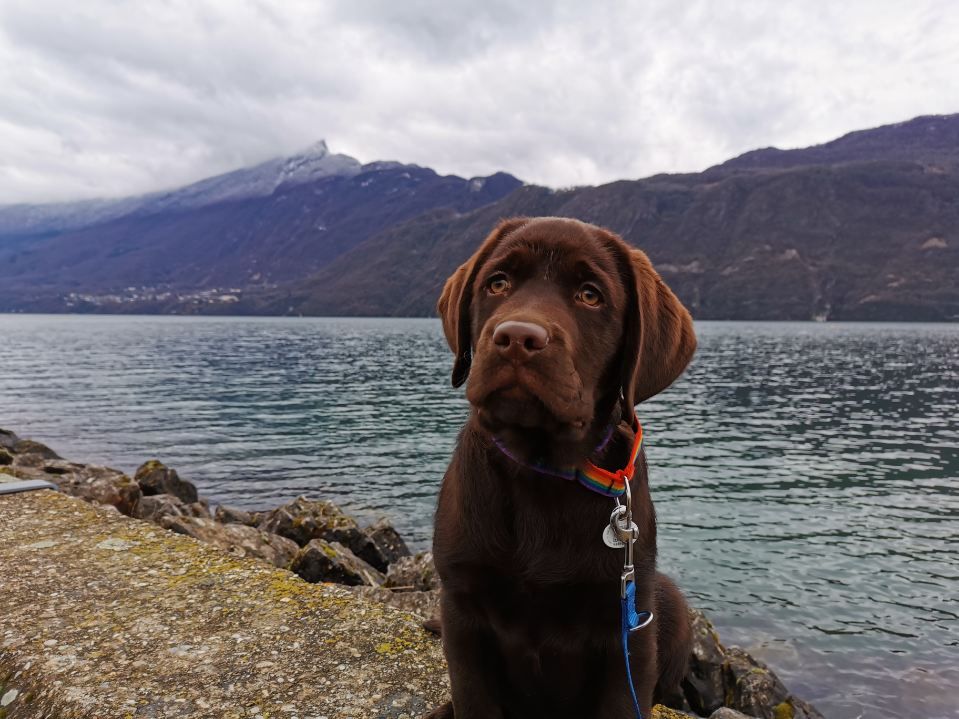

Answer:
[0,0,956,204]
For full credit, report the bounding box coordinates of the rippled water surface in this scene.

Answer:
[2,315,957,718]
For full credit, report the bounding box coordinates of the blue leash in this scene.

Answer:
[608,478,654,719]
[621,581,653,719]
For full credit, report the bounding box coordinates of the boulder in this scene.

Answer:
[257,496,387,571]
[709,709,755,719]
[723,647,791,719]
[39,459,85,475]
[683,608,728,715]
[137,493,211,524]
[779,697,824,719]
[12,438,60,461]
[0,448,12,466]
[52,464,142,516]
[160,516,298,569]
[364,517,412,567]
[290,538,385,586]
[650,706,698,719]
[134,459,199,504]
[214,504,261,526]
[350,587,441,621]
[0,428,18,450]
[384,551,440,591]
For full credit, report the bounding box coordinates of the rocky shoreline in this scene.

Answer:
[1,427,822,719]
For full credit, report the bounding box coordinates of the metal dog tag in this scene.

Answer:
[602,524,626,549]
[603,506,628,548]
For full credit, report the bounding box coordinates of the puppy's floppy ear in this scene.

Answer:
[616,243,696,412]
[437,217,529,387]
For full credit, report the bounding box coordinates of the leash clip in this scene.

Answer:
[621,566,635,599]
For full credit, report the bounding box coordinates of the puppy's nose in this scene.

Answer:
[492,321,549,356]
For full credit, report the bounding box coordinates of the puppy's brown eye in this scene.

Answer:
[576,284,603,307]
[488,274,510,295]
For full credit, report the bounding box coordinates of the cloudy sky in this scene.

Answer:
[0,0,957,204]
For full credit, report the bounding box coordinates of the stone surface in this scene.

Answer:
[385,551,441,591]
[137,493,212,523]
[366,516,412,567]
[684,608,728,715]
[0,489,449,719]
[351,587,441,621]
[258,495,387,570]
[160,515,299,569]
[11,438,60,460]
[214,503,260,526]
[134,459,199,504]
[0,447,12,465]
[709,708,755,719]
[50,463,142,516]
[651,705,699,719]
[291,537,386,586]
[724,647,791,719]
[0,428,18,450]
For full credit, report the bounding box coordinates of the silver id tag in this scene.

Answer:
[602,523,626,549]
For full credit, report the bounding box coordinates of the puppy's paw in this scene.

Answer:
[422,700,454,718]
[422,616,442,636]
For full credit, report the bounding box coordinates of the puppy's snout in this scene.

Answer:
[492,320,549,359]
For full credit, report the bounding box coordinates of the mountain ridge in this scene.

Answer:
[1,114,957,320]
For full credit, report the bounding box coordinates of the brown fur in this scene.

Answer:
[427,217,696,719]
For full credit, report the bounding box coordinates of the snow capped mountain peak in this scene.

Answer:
[0,141,369,236]
[277,141,361,187]
[300,139,330,158]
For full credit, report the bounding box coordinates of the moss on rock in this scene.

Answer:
[0,490,449,719]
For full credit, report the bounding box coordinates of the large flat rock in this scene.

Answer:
[0,490,449,719]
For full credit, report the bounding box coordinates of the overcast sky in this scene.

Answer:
[0,0,957,204]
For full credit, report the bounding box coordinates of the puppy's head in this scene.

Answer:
[438,217,695,460]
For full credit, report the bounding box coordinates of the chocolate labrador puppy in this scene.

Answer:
[427,217,696,719]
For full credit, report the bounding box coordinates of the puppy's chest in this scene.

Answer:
[476,572,622,708]
[476,479,625,581]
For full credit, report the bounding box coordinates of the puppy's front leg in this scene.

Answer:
[594,632,657,719]
[437,593,505,719]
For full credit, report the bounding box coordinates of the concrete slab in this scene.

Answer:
[0,490,449,719]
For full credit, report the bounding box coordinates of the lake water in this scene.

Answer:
[2,315,957,718]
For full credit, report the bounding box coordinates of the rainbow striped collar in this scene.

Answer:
[491,415,644,498]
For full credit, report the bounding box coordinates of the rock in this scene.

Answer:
[214,504,260,526]
[12,438,60,460]
[160,516,298,569]
[290,538,385,586]
[350,587,441,621]
[137,494,211,524]
[384,551,440,591]
[683,608,728,715]
[0,448,12,465]
[134,459,199,504]
[257,495,387,571]
[0,428,19,450]
[39,459,85,475]
[721,647,825,718]
[52,465,142,516]
[709,709,755,719]
[778,697,824,719]
[651,706,698,719]
[365,517,412,566]
[724,647,790,719]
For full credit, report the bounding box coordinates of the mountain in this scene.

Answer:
[0,143,522,310]
[255,114,959,321]
[0,140,361,238]
[712,114,959,173]
[1,115,957,320]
